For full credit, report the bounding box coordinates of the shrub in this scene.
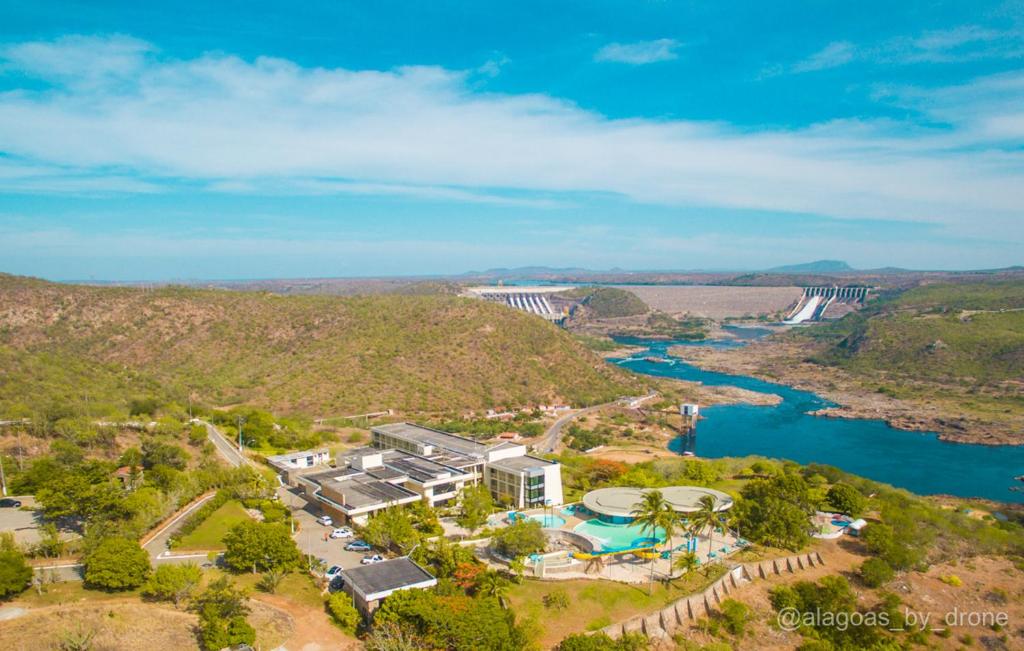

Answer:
[492,520,546,558]
[0,539,33,599]
[939,574,962,587]
[858,557,894,588]
[544,588,570,611]
[223,521,301,574]
[719,598,750,636]
[825,483,866,517]
[142,563,202,606]
[83,537,151,591]
[326,591,361,634]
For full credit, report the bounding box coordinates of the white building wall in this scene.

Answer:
[542,463,564,506]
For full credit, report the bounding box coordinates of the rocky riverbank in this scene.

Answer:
[669,341,1024,447]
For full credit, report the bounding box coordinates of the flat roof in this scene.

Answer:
[489,455,556,474]
[339,557,436,600]
[582,486,733,518]
[320,476,419,510]
[372,422,490,458]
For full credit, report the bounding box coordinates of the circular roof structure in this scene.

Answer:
[582,486,733,519]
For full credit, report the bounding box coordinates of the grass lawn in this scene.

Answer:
[507,567,726,648]
[11,582,144,608]
[176,500,252,551]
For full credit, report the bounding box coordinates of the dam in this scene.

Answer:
[784,286,870,324]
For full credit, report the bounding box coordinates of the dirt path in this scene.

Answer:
[251,593,361,651]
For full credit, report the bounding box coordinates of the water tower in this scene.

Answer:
[680,403,699,432]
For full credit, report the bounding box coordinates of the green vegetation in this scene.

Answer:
[770,576,898,650]
[638,312,710,340]
[193,576,256,651]
[362,506,422,553]
[0,533,32,600]
[556,632,648,650]
[142,562,202,606]
[825,483,865,517]
[373,587,530,651]
[565,423,612,451]
[83,537,151,591]
[456,484,494,534]
[222,521,301,574]
[492,520,546,558]
[0,274,641,417]
[326,591,361,634]
[174,499,252,551]
[560,287,649,318]
[858,557,894,588]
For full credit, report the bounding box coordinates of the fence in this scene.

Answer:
[600,551,825,640]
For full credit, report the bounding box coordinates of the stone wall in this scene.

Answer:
[600,551,825,640]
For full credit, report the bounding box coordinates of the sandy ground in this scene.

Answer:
[624,285,803,319]
[0,601,201,651]
[253,593,361,651]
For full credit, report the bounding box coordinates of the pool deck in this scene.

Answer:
[490,504,742,584]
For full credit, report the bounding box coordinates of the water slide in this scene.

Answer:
[784,295,822,324]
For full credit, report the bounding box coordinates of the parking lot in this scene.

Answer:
[0,496,45,547]
[277,486,370,573]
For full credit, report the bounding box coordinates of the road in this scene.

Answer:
[537,393,659,454]
[198,419,252,468]
[141,491,219,560]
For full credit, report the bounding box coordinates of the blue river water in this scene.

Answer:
[611,331,1024,503]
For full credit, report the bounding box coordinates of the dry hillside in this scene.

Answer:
[0,274,643,417]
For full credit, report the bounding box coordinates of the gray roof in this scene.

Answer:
[339,558,436,598]
[320,476,418,510]
[372,422,490,457]
[489,454,556,474]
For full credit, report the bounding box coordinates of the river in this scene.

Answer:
[612,330,1024,503]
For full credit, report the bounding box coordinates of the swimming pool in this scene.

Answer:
[528,514,567,528]
[573,519,665,551]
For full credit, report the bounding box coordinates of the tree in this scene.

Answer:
[365,622,423,651]
[192,577,254,651]
[411,537,476,579]
[223,521,301,574]
[256,569,285,593]
[826,484,866,518]
[456,485,493,534]
[735,474,814,551]
[362,508,421,553]
[491,520,546,559]
[141,439,189,470]
[142,562,202,607]
[718,598,750,636]
[689,494,720,563]
[672,551,699,579]
[630,489,675,593]
[373,588,529,651]
[83,537,151,590]
[858,557,894,588]
[475,570,511,607]
[0,534,32,599]
[326,591,361,634]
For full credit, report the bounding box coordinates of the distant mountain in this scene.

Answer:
[767,260,854,274]
[462,266,603,278]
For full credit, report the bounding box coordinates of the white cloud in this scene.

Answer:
[594,39,680,64]
[0,35,1022,240]
[792,41,856,73]
[788,25,1023,74]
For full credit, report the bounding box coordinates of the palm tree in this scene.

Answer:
[476,570,511,607]
[631,490,675,594]
[689,495,720,565]
[672,551,699,580]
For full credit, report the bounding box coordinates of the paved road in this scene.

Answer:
[142,491,219,560]
[199,419,251,468]
[537,393,659,453]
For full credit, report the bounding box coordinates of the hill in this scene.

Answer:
[0,274,643,418]
[808,281,1024,383]
[767,260,854,273]
[557,286,648,318]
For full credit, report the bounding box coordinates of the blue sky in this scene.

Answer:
[1,1,1023,280]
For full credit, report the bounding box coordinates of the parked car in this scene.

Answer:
[360,554,385,565]
[344,540,372,552]
[329,527,354,539]
[316,515,333,527]
[0,498,21,508]
[325,565,343,579]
